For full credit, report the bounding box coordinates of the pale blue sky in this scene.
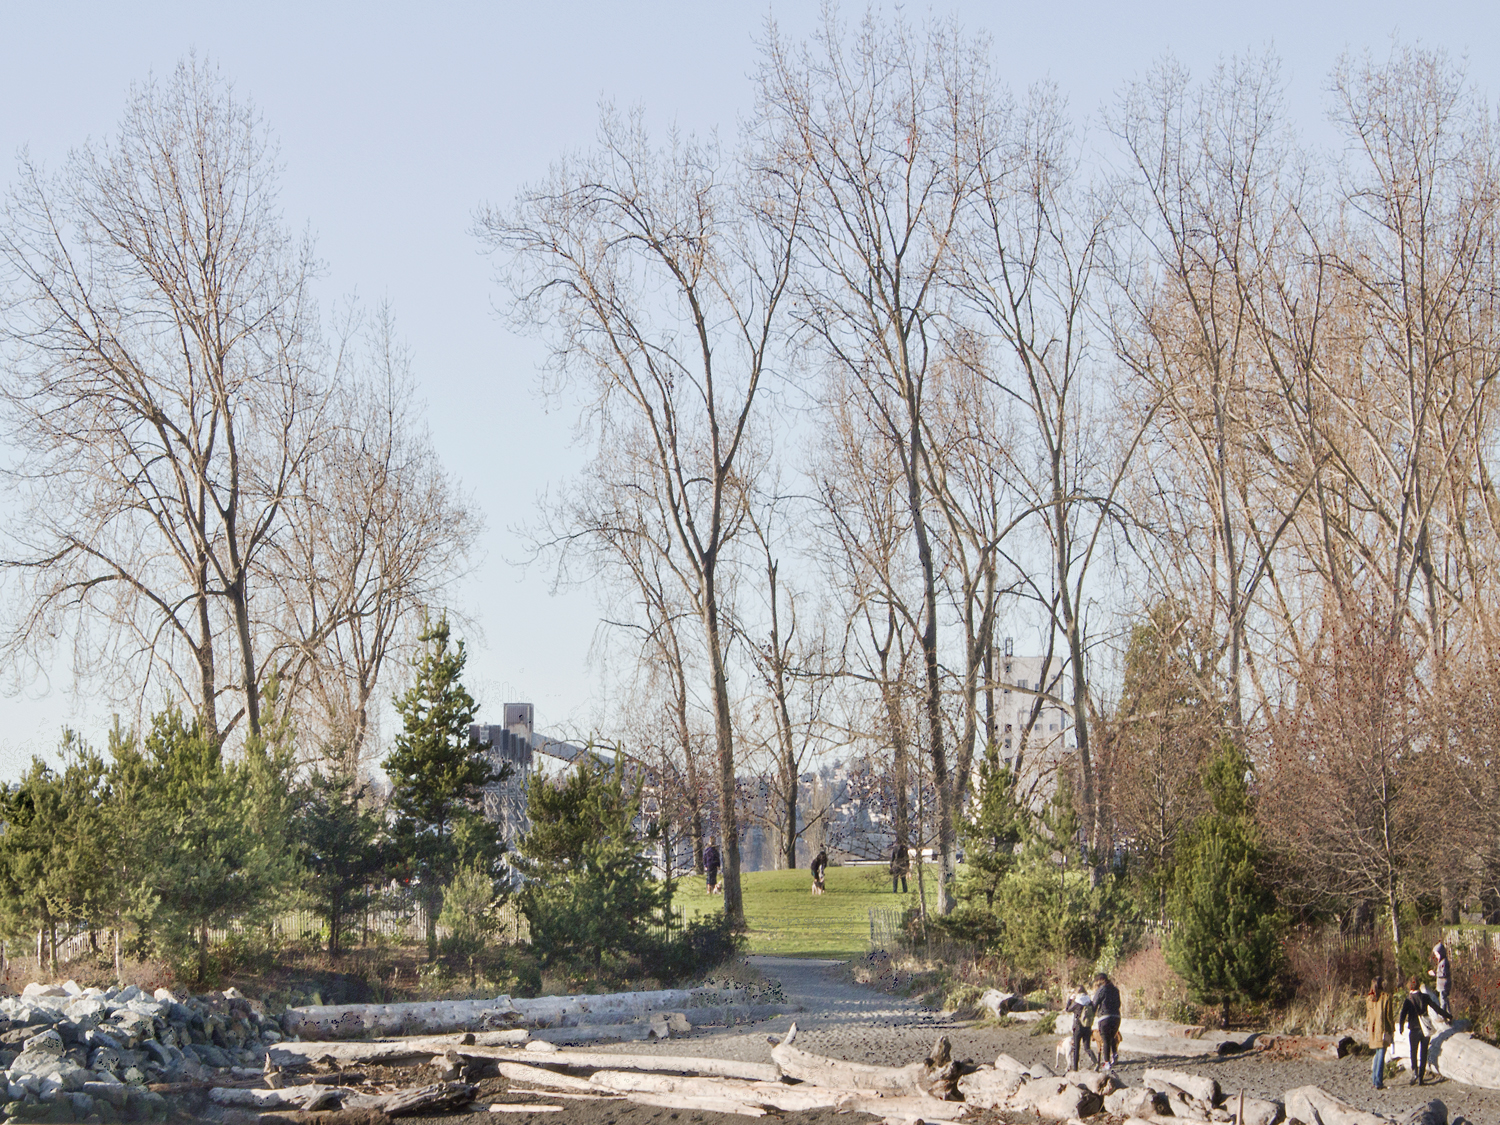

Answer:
[0,1,1494,774]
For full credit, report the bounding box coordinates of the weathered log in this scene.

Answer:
[269,1029,526,1067]
[488,1104,563,1112]
[1232,1094,1284,1125]
[1105,1086,1170,1117]
[622,1091,767,1116]
[525,1024,652,1044]
[587,1070,839,1112]
[956,1067,1026,1108]
[1058,1013,1252,1056]
[1403,1100,1448,1125]
[496,1062,600,1092]
[1006,1078,1105,1121]
[771,1022,960,1099]
[282,998,521,1040]
[1284,1084,1396,1125]
[1143,1066,1219,1106]
[831,1093,971,1121]
[1252,1033,1352,1061]
[1421,1027,1500,1090]
[207,1085,336,1108]
[484,1047,780,1082]
[385,1080,479,1116]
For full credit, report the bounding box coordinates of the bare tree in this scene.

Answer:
[261,307,476,772]
[758,9,989,909]
[0,58,325,742]
[482,108,800,922]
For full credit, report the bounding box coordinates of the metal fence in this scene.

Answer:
[867,906,979,963]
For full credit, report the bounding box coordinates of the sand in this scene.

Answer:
[246,955,1500,1125]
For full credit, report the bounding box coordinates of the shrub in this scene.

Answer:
[644,910,746,982]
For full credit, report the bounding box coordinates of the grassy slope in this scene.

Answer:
[669,863,945,959]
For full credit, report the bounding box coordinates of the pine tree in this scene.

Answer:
[513,754,666,967]
[293,772,386,956]
[943,748,1024,947]
[1166,743,1284,1011]
[383,616,503,959]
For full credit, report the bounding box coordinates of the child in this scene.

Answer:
[1064,984,1098,1073]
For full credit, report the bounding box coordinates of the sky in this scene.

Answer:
[0,0,1495,776]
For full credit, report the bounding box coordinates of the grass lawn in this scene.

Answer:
[669,863,946,959]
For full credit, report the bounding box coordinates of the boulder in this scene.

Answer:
[1008,1077,1104,1120]
[22,1029,63,1057]
[956,1066,1026,1108]
[1234,1095,1285,1125]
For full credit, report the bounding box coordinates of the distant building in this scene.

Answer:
[993,645,1075,804]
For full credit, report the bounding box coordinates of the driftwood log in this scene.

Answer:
[1284,1084,1396,1125]
[384,1080,479,1116]
[621,1091,768,1117]
[587,1070,842,1113]
[268,1028,526,1067]
[1142,1066,1219,1106]
[771,1022,961,1099]
[1416,1027,1500,1090]
[486,1046,781,1082]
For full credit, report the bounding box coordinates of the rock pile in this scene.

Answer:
[0,980,281,1122]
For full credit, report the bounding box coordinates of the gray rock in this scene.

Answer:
[121,1064,145,1085]
[115,986,141,1004]
[142,1039,171,1066]
[8,1053,89,1092]
[83,1078,128,1108]
[67,1090,94,1116]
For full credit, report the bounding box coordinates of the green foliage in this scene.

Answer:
[292,771,386,956]
[954,750,1022,911]
[645,910,746,981]
[111,706,299,982]
[1166,743,1284,1008]
[0,734,114,969]
[383,615,504,959]
[514,754,667,967]
[439,863,503,986]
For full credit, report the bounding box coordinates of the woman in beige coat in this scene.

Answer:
[1366,977,1396,1090]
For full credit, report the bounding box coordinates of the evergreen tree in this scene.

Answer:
[513,754,667,967]
[111,707,298,982]
[293,772,386,956]
[438,863,502,986]
[942,748,1023,947]
[383,616,504,959]
[1166,743,1284,1010]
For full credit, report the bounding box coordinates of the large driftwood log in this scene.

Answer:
[1421,1027,1500,1090]
[771,1023,960,1099]
[1403,1102,1447,1125]
[587,1070,839,1112]
[1284,1085,1395,1125]
[384,1080,479,1116]
[269,1029,526,1068]
[1057,1013,1252,1057]
[281,998,521,1040]
[622,1091,768,1116]
[484,1047,780,1082]
[495,1062,600,1091]
[207,1086,335,1108]
[1143,1066,1219,1106]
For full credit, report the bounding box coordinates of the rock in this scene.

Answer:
[67,1090,94,1116]
[152,988,180,1004]
[8,1052,90,1092]
[1009,1078,1105,1120]
[61,981,82,997]
[83,1078,127,1108]
[525,1040,559,1053]
[1144,1066,1220,1106]
[21,983,66,1000]
[115,986,141,1004]
[22,1029,62,1058]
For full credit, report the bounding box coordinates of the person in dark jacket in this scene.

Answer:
[1091,972,1122,1071]
[703,840,721,895]
[811,848,828,895]
[1398,975,1451,1085]
[1065,984,1098,1073]
[889,844,910,894]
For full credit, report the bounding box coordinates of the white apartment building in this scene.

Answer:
[992,645,1075,801]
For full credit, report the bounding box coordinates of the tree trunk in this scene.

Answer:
[702,587,742,924]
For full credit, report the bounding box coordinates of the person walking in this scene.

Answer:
[1065,984,1098,1073]
[810,848,828,895]
[1398,975,1451,1086]
[703,839,721,895]
[1430,942,1452,1013]
[1366,976,1396,1089]
[889,844,909,894]
[1091,972,1121,1071]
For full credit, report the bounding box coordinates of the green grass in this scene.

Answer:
[669,863,945,959]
